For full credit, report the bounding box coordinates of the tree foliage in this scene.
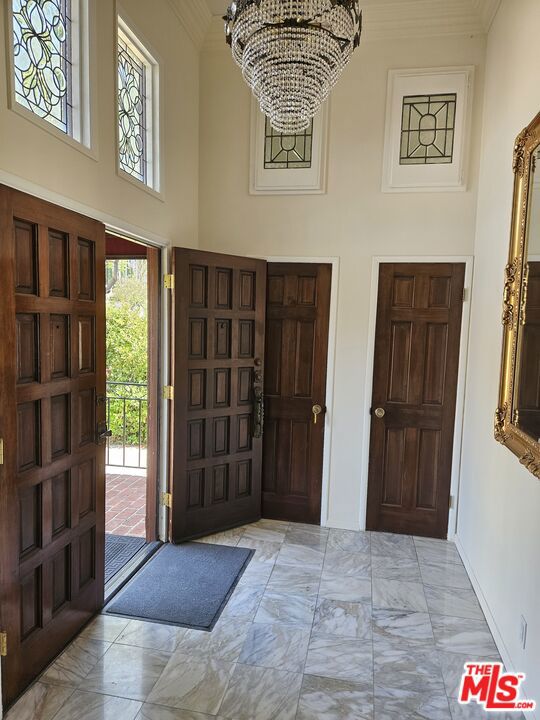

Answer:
[106,260,148,446]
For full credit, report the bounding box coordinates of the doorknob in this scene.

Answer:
[96,422,112,445]
[374,407,385,419]
[312,404,323,424]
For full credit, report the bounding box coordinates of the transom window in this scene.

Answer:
[264,118,314,169]
[400,93,457,165]
[117,20,159,191]
[10,0,88,144]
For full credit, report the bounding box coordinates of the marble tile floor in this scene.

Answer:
[6,521,521,720]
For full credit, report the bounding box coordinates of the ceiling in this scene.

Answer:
[203,0,501,36]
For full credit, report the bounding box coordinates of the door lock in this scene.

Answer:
[374,407,386,419]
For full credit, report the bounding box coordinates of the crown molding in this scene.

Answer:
[203,0,497,49]
[168,0,212,51]
[471,0,502,31]
[204,15,228,52]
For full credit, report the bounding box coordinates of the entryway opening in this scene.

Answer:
[104,235,159,588]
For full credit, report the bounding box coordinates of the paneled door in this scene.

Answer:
[0,186,106,706]
[366,263,465,539]
[262,263,332,524]
[170,248,267,542]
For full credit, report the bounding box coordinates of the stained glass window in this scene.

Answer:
[12,0,73,134]
[400,94,457,165]
[264,118,313,169]
[118,33,148,184]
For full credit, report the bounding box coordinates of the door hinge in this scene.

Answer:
[161,492,172,509]
[162,385,174,400]
[463,287,469,302]
[449,494,455,510]
[0,632,7,657]
[164,274,175,290]
[0,438,4,465]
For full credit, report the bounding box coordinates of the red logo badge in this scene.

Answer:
[459,663,536,712]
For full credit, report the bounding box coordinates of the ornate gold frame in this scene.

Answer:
[495,111,540,478]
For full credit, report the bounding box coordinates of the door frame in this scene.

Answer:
[361,256,474,539]
[102,234,171,543]
[251,255,340,527]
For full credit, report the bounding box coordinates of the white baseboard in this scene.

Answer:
[454,535,538,720]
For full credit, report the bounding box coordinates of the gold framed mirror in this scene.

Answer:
[496,111,540,478]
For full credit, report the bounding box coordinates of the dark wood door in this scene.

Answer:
[262,263,332,525]
[0,186,106,706]
[170,248,267,542]
[517,261,540,439]
[366,263,465,539]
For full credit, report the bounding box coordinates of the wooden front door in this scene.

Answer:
[170,248,267,542]
[0,186,106,706]
[262,263,332,525]
[366,263,465,539]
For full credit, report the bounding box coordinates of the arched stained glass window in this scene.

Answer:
[12,0,73,134]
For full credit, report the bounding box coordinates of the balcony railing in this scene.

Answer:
[106,381,148,469]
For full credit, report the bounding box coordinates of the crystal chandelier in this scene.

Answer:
[224,0,362,134]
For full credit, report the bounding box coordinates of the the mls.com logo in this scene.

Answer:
[459,663,536,712]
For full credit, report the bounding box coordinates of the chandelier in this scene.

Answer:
[224,0,362,134]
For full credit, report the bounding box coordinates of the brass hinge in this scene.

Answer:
[161,492,172,509]
[0,438,4,465]
[164,274,175,290]
[162,385,174,400]
[463,287,469,302]
[0,632,7,657]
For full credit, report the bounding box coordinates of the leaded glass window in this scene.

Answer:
[400,93,457,165]
[12,0,73,134]
[264,118,313,169]
[118,33,148,184]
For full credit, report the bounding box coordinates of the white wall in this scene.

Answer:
[0,3,201,714]
[199,29,486,530]
[456,0,540,708]
[0,0,200,246]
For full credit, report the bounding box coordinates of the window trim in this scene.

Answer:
[116,15,161,195]
[5,0,94,156]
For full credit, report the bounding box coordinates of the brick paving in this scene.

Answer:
[105,473,147,538]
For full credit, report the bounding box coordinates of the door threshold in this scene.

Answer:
[105,540,161,604]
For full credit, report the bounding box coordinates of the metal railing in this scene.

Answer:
[106,381,148,469]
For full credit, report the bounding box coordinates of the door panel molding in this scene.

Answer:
[361,256,474,538]
[250,256,340,528]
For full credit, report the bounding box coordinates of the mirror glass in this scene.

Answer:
[516,147,540,441]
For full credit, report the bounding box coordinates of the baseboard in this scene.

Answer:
[454,535,538,720]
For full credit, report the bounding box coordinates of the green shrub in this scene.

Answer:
[106,260,148,446]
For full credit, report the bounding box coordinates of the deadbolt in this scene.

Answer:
[374,407,385,419]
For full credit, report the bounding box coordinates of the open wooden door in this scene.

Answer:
[170,248,266,542]
[0,186,106,707]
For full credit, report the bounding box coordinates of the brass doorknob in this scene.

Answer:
[312,404,323,424]
[374,407,385,419]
